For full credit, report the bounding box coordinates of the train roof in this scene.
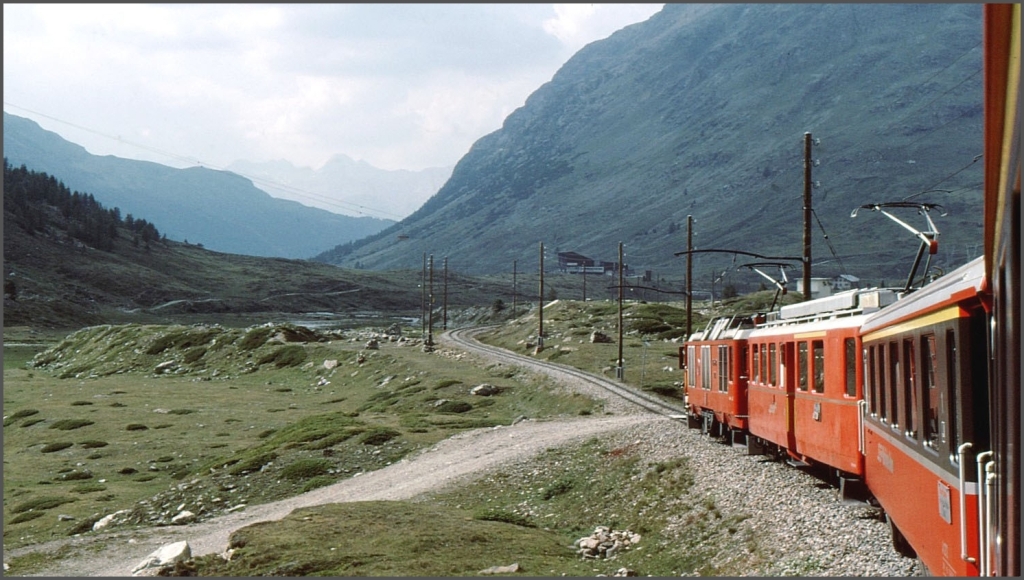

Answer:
[765,287,898,325]
[860,255,986,335]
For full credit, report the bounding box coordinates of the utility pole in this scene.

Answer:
[442,256,448,331]
[427,254,434,348]
[583,265,587,302]
[617,241,624,380]
[686,215,693,338]
[537,242,544,352]
[803,132,813,302]
[421,252,427,338]
[512,259,517,317]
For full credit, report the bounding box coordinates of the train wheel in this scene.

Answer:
[687,413,701,429]
[886,514,918,559]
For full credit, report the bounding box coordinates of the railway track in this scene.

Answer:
[443,326,690,420]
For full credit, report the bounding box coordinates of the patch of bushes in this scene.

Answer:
[70,401,94,406]
[169,409,195,415]
[134,475,158,482]
[71,483,107,494]
[256,345,307,368]
[41,442,74,453]
[67,515,103,535]
[110,402,127,408]
[358,427,401,446]
[49,419,95,430]
[11,496,77,513]
[299,475,336,493]
[20,418,45,428]
[473,508,535,528]
[126,424,149,431]
[280,458,333,480]
[55,470,93,481]
[228,452,279,476]
[435,400,473,414]
[183,347,207,364]
[144,330,189,355]
[9,511,46,524]
[79,440,108,449]
[239,327,274,350]
[118,467,138,475]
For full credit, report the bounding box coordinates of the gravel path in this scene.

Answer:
[8,329,923,576]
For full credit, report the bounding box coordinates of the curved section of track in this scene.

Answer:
[443,326,689,420]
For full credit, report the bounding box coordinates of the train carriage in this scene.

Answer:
[681,314,758,440]
[745,289,895,478]
[860,257,988,575]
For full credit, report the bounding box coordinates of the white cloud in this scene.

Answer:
[3,4,664,172]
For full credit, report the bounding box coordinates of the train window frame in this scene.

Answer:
[769,343,778,387]
[701,345,712,391]
[686,345,696,390]
[866,346,877,416]
[945,329,959,461]
[878,343,888,423]
[759,343,768,389]
[902,337,919,441]
[798,341,809,392]
[812,339,825,394]
[845,338,857,398]
[717,345,729,393]
[888,341,900,432]
[922,333,941,451]
[752,343,760,384]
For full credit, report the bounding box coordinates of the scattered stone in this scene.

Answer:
[575,526,640,560]
[154,361,177,374]
[58,514,75,521]
[323,359,338,370]
[470,384,500,396]
[153,408,170,414]
[93,510,128,531]
[590,331,614,344]
[480,563,521,575]
[131,540,191,576]
[170,510,195,525]
[365,338,379,350]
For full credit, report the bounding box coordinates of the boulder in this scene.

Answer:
[131,540,191,576]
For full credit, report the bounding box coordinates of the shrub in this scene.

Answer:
[10,409,40,419]
[358,427,401,446]
[169,409,195,415]
[9,511,46,524]
[70,401,94,406]
[239,327,273,350]
[126,424,148,431]
[12,496,76,513]
[49,419,94,430]
[256,345,307,368]
[79,440,108,449]
[280,458,333,480]
[71,483,107,494]
[118,467,138,475]
[228,452,278,476]
[20,418,45,428]
[433,379,462,390]
[299,475,336,493]
[183,347,206,364]
[474,508,535,528]
[435,400,473,414]
[55,470,93,481]
[41,442,74,453]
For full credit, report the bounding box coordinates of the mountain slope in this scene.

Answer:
[3,113,394,259]
[319,3,984,286]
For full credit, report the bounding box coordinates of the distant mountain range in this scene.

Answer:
[227,156,452,221]
[315,3,986,287]
[3,112,394,259]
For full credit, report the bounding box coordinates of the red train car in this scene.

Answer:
[860,257,988,575]
[744,289,895,482]
[681,314,759,441]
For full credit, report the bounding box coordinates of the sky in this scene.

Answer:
[3,3,664,173]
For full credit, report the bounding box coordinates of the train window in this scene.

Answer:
[946,329,958,454]
[760,344,768,388]
[769,343,778,386]
[798,342,809,392]
[812,340,825,393]
[726,345,733,391]
[701,346,711,391]
[888,341,900,430]
[752,344,760,384]
[878,344,888,422]
[903,338,918,440]
[845,338,857,397]
[686,346,696,389]
[922,334,940,449]
[867,346,877,415]
[718,345,729,393]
